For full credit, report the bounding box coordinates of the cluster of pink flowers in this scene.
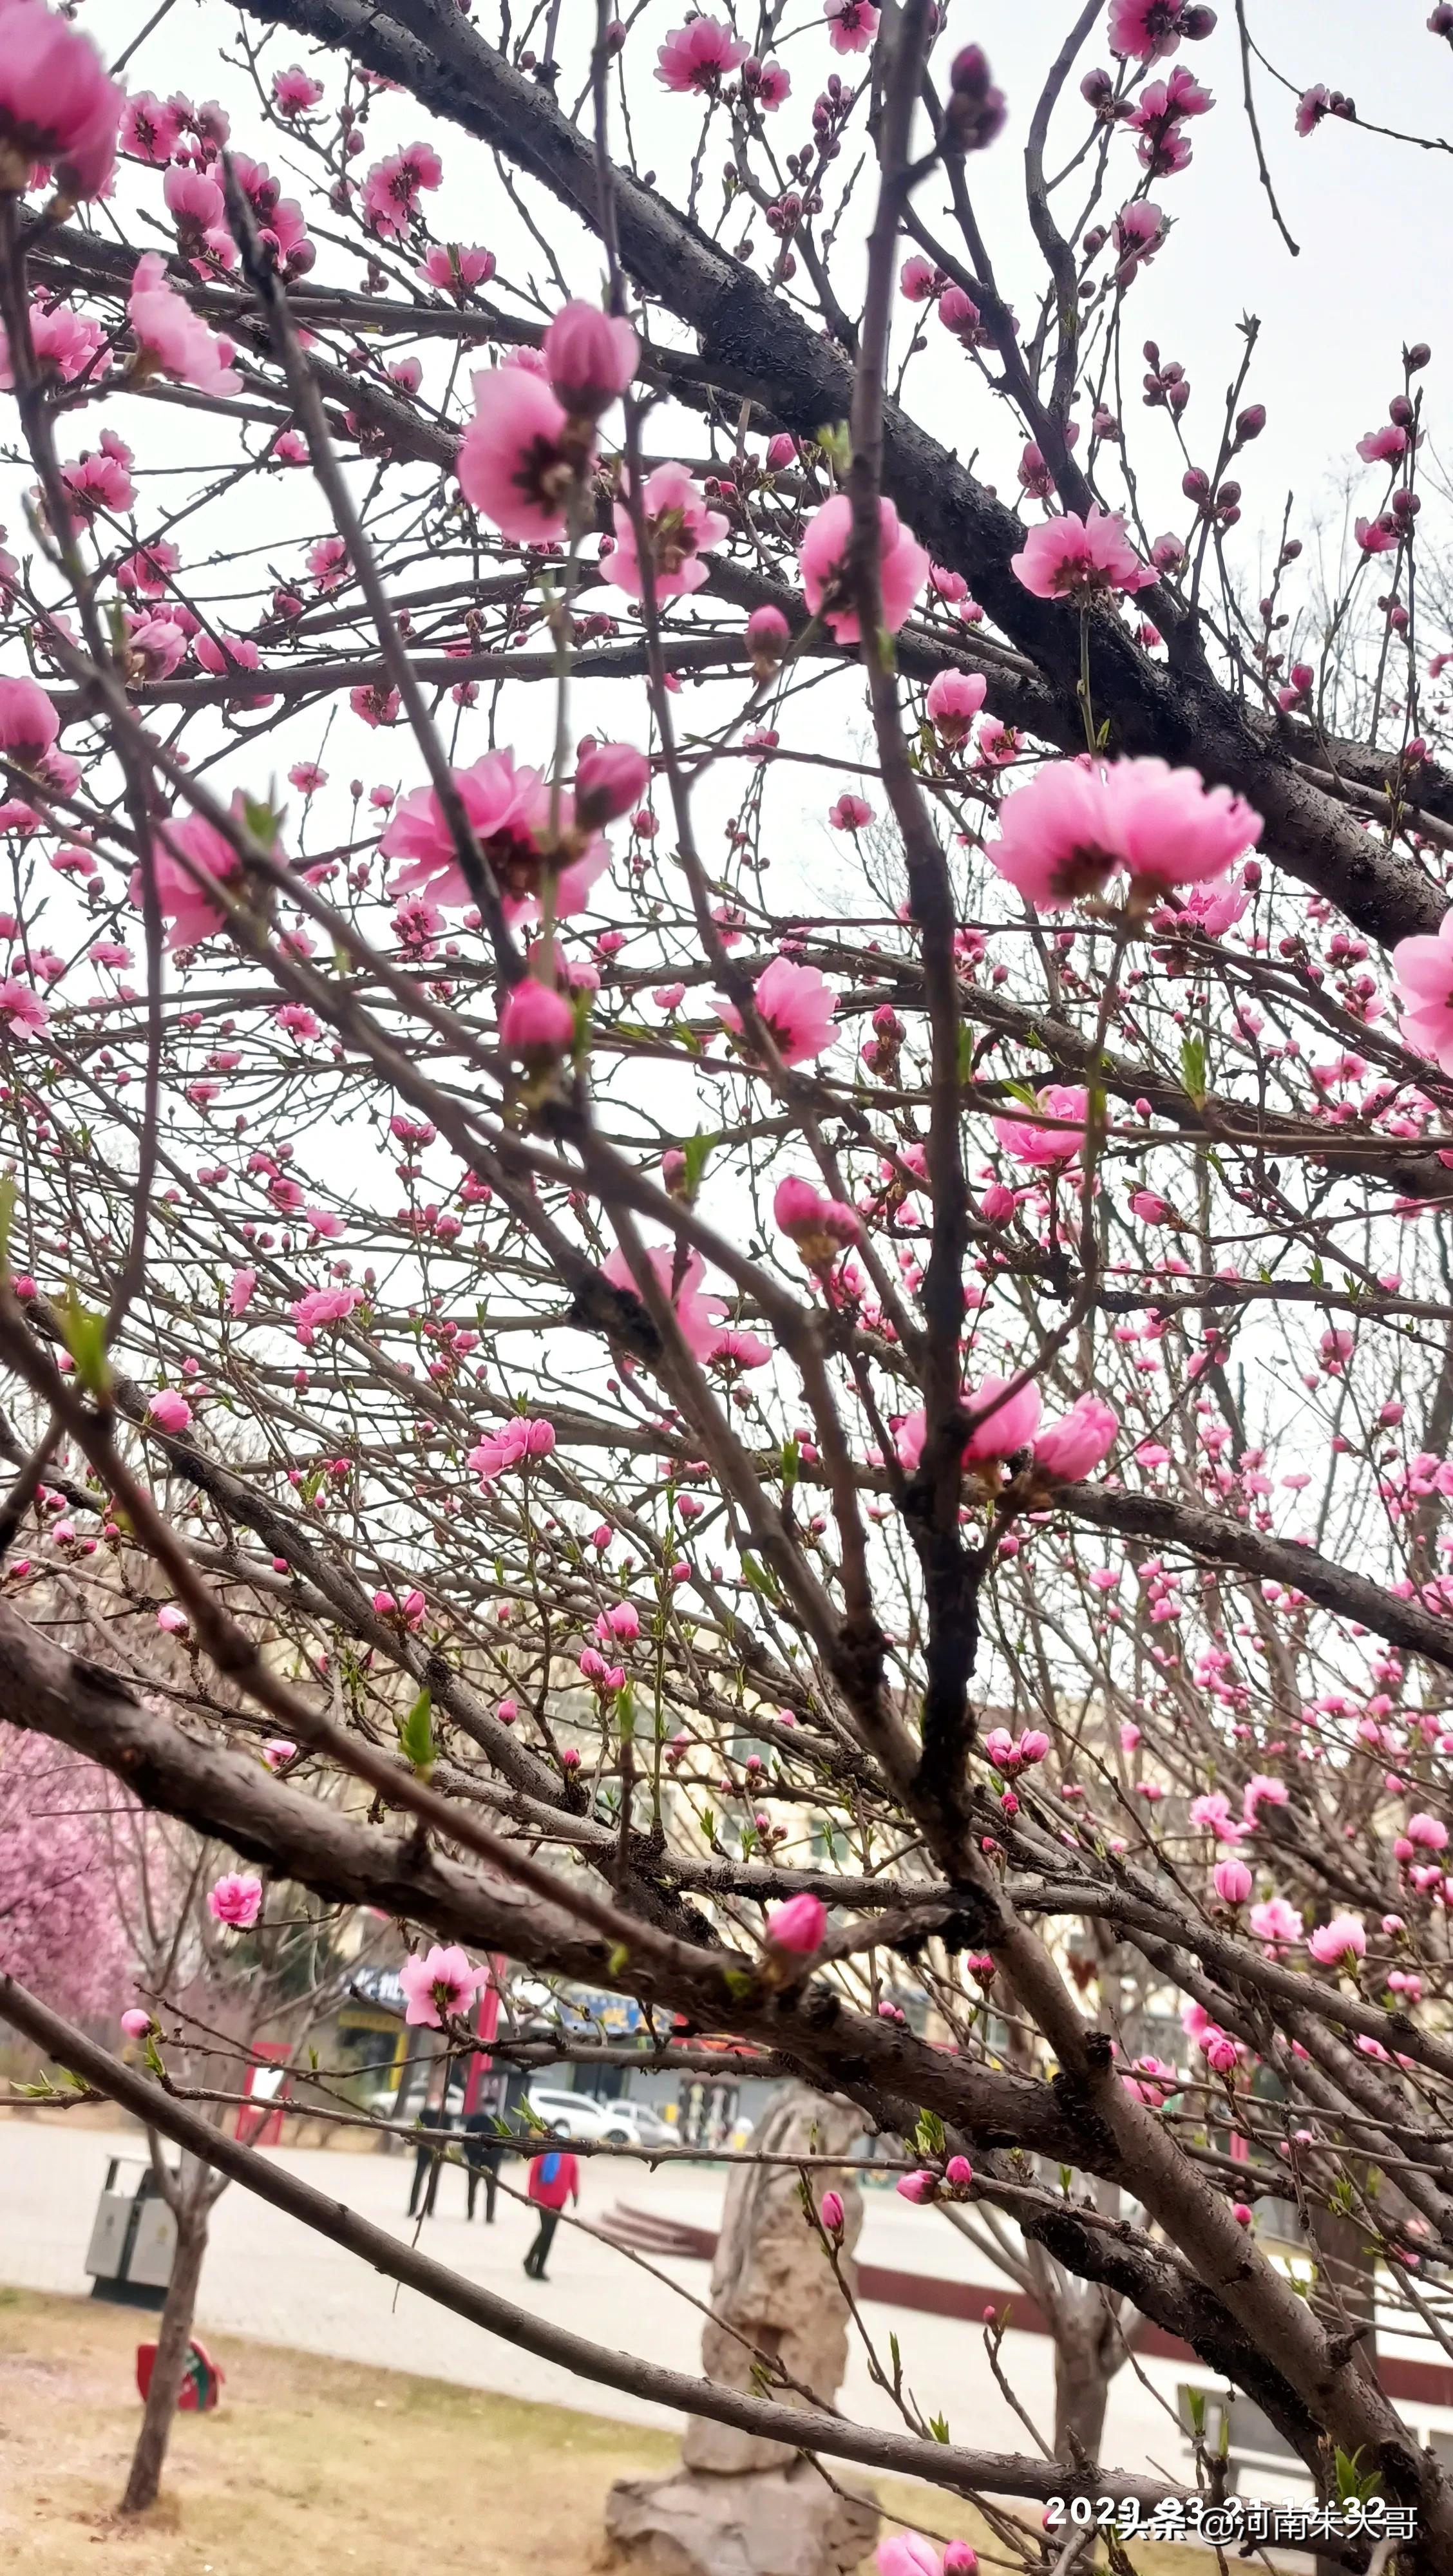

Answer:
[989,757,1261,911]
[895,1382,1117,1486]
[361,141,442,238]
[878,2535,977,2576]
[468,1416,556,1481]
[381,744,633,922]
[1108,1,1217,64]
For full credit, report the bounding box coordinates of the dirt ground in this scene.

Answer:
[0,2286,1244,2574]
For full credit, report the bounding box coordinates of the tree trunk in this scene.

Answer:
[119,2191,209,2515]
[1052,2315,1112,2466]
[1307,2188,1378,2576]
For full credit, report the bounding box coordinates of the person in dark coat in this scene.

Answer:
[462,2114,504,2222]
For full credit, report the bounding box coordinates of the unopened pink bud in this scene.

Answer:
[766,1892,827,1954]
[542,299,636,417]
[500,976,575,1057]
[576,738,650,828]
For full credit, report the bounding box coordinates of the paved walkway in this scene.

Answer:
[0,2114,1111,2456]
[3,2107,1424,2521]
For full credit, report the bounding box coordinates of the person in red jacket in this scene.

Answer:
[523,2145,579,2281]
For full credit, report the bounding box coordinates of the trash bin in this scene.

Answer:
[85,2157,177,2309]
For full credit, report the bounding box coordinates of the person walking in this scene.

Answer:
[463,2114,504,2222]
[522,2143,578,2280]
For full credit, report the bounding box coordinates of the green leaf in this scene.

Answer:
[397,1685,435,1777]
[608,1942,630,1976]
[60,1289,110,1399]
[779,1436,800,1491]
[927,2412,951,2444]
[681,1128,717,1195]
[616,1681,636,1743]
[915,2107,947,2156]
[815,421,851,473]
[0,1170,16,1276]
[240,792,281,850]
[1180,1033,1207,1107]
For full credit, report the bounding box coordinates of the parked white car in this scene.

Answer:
[522,2087,674,2148]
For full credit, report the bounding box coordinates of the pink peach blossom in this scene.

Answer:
[458,366,582,544]
[469,1416,557,1480]
[1250,1896,1304,1947]
[147,1389,192,1434]
[0,0,122,201]
[362,142,442,238]
[0,297,108,389]
[716,955,838,1065]
[129,253,240,394]
[1392,911,1453,1072]
[989,760,1120,908]
[272,67,324,115]
[608,462,728,602]
[1109,2,1216,64]
[1307,1913,1366,1967]
[964,1374,1041,1462]
[0,673,59,765]
[1011,507,1153,600]
[826,0,880,54]
[993,1083,1088,1166]
[146,808,244,949]
[1110,759,1261,891]
[1033,1395,1118,1480]
[799,493,928,643]
[774,1176,862,1264]
[207,1871,263,1929]
[381,748,606,922]
[119,90,185,163]
[0,976,48,1036]
[400,1943,484,2027]
[656,15,748,91]
[419,242,496,295]
[602,1243,726,1361]
[895,2172,936,2206]
[925,668,987,743]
